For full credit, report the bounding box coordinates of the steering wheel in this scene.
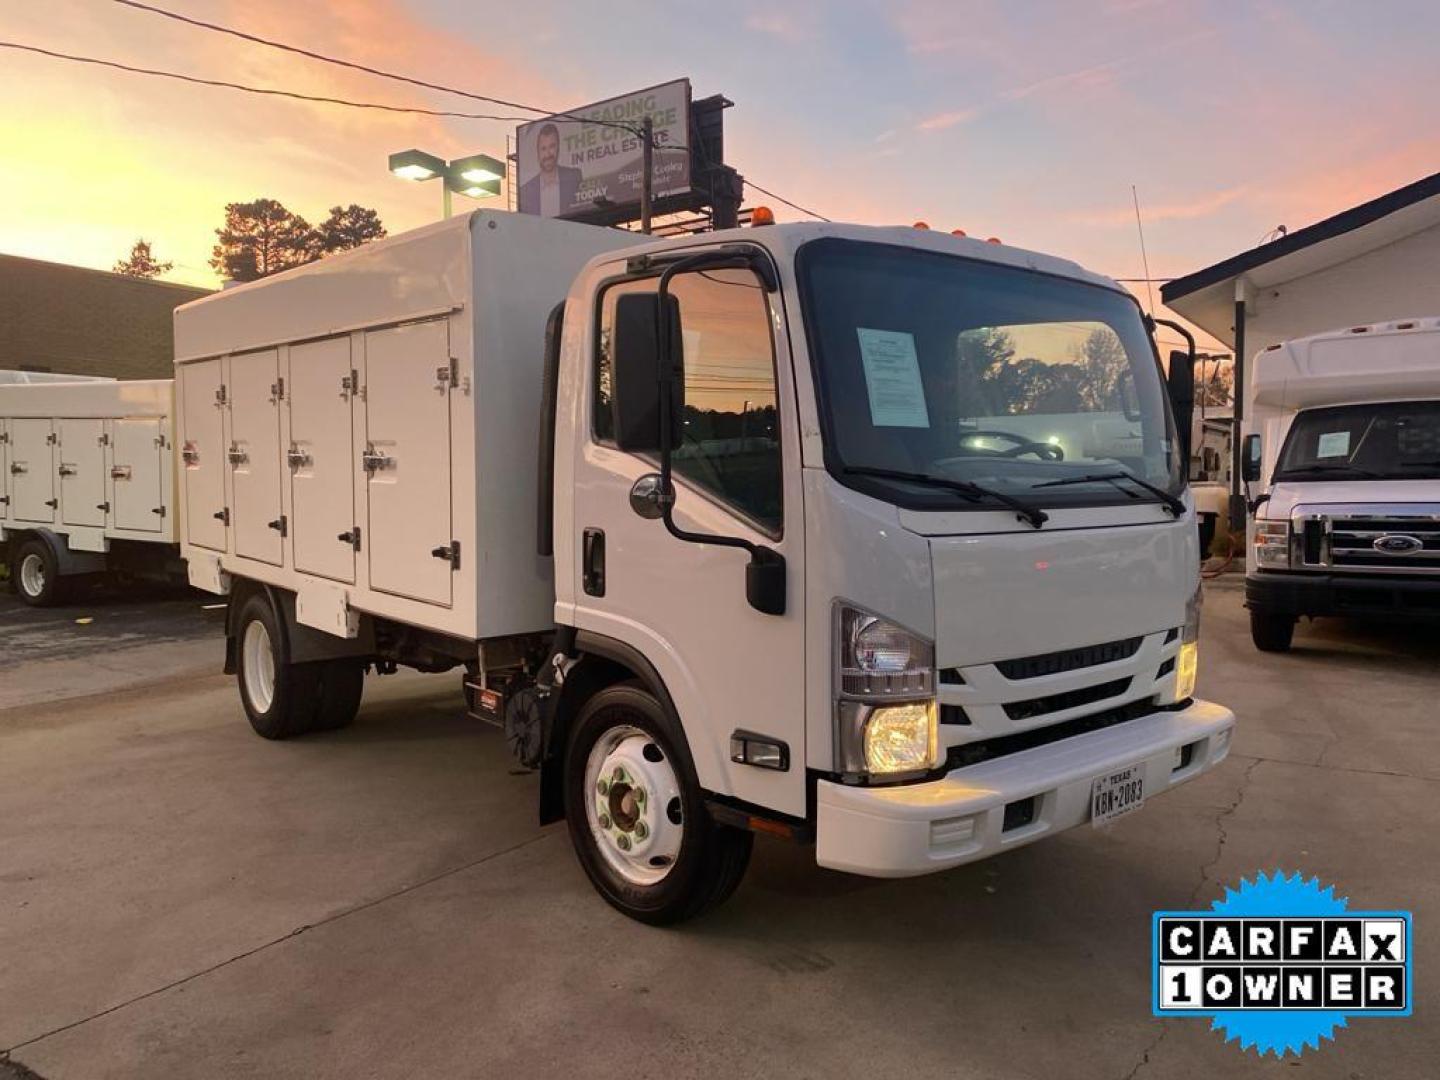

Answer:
[958,429,1065,461]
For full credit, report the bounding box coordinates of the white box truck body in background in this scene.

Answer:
[176,210,1234,922]
[0,378,177,605]
[1242,318,1440,650]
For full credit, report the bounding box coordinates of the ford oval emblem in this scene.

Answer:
[1373,533,1424,554]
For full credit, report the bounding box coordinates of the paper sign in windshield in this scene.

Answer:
[1317,431,1351,458]
[857,328,930,428]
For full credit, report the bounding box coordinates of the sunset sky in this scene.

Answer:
[3,0,1438,347]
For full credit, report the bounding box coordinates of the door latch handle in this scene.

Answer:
[361,447,394,472]
[226,446,249,467]
[213,508,230,524]
[45,498,58,509]
[430,541,460,569]
[582,528,606,597]
[181,444,200,466]
[287,447,312,470]
[58,464,77,477]
[338,528,361,551]
[10,463,25,474]
[97,502,111,512]
[111,466,132,480]
[267,516,288,536]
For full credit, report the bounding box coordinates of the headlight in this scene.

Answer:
[1175,581,1201,701]
[1253,520,1290,569]
[835,605,938,778]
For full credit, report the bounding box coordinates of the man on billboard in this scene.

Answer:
[519,123,582,217]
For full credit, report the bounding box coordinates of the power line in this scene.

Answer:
[743,180,830,222]
[0,41,535,121]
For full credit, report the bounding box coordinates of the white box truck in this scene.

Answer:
[174,209,1234,922]
[1,378,178,605]
[1242,318,1440,651]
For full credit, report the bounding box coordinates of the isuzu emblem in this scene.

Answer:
[1373,534,1424,554]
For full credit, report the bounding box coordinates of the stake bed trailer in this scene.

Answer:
[175,209,1234,922]
[1242,318,1440,651]
[0,378,178,605]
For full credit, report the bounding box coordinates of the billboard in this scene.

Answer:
[516,79,691,219]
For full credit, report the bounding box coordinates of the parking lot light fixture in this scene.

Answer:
[388,149,446,182]
[388,148,502,219]
[450,153,505,185]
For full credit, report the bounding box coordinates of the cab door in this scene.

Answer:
[567,264,807,817]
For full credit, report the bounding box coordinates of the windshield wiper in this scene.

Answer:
[841,465,1049,529]
[1275,463,1383,479]
[1030,470,1185,517]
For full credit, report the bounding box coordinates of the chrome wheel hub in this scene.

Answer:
[584,725,683,886]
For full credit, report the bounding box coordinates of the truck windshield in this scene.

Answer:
[796,238,1183,513]
[1275,402,1440,481]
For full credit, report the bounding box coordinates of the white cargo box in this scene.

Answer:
[0,379,176,551]
[173,210,642,642]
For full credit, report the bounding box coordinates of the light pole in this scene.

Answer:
[388,149,504,219]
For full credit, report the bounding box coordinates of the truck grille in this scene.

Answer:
[1002,677,1132,721]
[1292,505,1440,576]
[993,636,1142,680]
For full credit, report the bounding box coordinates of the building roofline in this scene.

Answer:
[0,251,212,295]
[1160,170,1440,304]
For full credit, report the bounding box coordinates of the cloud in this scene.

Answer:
[916,108,979,132]
[1068,188,1248,227]
[743,12,811,43]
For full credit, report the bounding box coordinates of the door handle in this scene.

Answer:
[287,447,312,470]
[9,463,25,474]
[338,528,361,551]
[111,466,132,480]
[226,446,248,467]
[213,508,230,524]
[582,528,605,597]
[58,464,77,477]
[267,516,288,536]
[361,447,394,473]
[431,541,461,569]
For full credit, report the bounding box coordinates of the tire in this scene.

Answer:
[1250,610,1296,653]
[310,659,365,732]
[11,538,64,607]
[235,593,325,739]
[564,683,752,925]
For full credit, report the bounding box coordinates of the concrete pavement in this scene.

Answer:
[1,577,1436,1079]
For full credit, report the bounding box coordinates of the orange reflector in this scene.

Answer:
[748,816,794,839]
[986,236,1002,244]
[751,205,775,226]
[951,228,966,237]
[913,221,930,230]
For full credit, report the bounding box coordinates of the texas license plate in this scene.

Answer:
[1091,764,1145,826]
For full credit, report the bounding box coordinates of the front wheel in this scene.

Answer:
[564,683,752,924]
[1250,610,1296,653]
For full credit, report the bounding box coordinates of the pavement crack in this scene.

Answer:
[1189,756,1261,907]
[2,830,555,1055]
[1120,1026,1169,1080]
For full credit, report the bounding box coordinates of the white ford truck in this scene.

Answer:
[1243,319,1440,651]
[173,210,1234,922]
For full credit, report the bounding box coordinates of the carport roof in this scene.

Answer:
[1160,170,1440,347]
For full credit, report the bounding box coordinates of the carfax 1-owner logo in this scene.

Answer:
[1152,871,1413,1056]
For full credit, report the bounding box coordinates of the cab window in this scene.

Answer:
[596,267,783,535]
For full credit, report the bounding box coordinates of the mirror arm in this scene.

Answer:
[1150,316,1196,365]
[654,252,787,616]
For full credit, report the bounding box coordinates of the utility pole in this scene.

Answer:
[640,116,654,235]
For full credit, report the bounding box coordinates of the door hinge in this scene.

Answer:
[431,540,461,569]
[154,435,167,449]
[213,507,230,524]
[341,369,359,399]
[99,433,110,446]
[270,377,285,404]
[153,506,167,518]
[215,385,228,407]
[0,495,9,504]
[338,527,362,551]
[0,431,9,444]
[96,501,110,512]
[46,432,58,445]
[267,515,288,536]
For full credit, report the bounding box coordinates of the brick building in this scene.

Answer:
[0,254,211,380]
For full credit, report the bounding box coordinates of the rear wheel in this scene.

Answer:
[11,538,63,607]
[564,683,752,924]
[311,659,364,732]
[236,594,325,739]
[1250,610,1296,653]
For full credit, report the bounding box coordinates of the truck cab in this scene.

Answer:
[550,223,1233,915]
[1243,318,1440,651]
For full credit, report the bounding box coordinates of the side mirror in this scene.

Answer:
[610,292,683,453]
[1166,349,1195,466]
[746,547,786,616]
[1241,433,1263,482]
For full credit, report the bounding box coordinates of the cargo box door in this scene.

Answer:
[0,419,8,521]
[228,349,284,566]
[112,418,166,533]
[180,358,227,551]
[363,320,453,606]
[288,336,356,583]
[58,418,106,528]
[10,418,56,524]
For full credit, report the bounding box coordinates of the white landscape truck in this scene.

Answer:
[0,378,178,605]
[1243,318,1440,651]
[173,210,1235,922]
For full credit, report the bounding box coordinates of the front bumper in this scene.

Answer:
[815,698,1234,877]
[1247,570,1440,620]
